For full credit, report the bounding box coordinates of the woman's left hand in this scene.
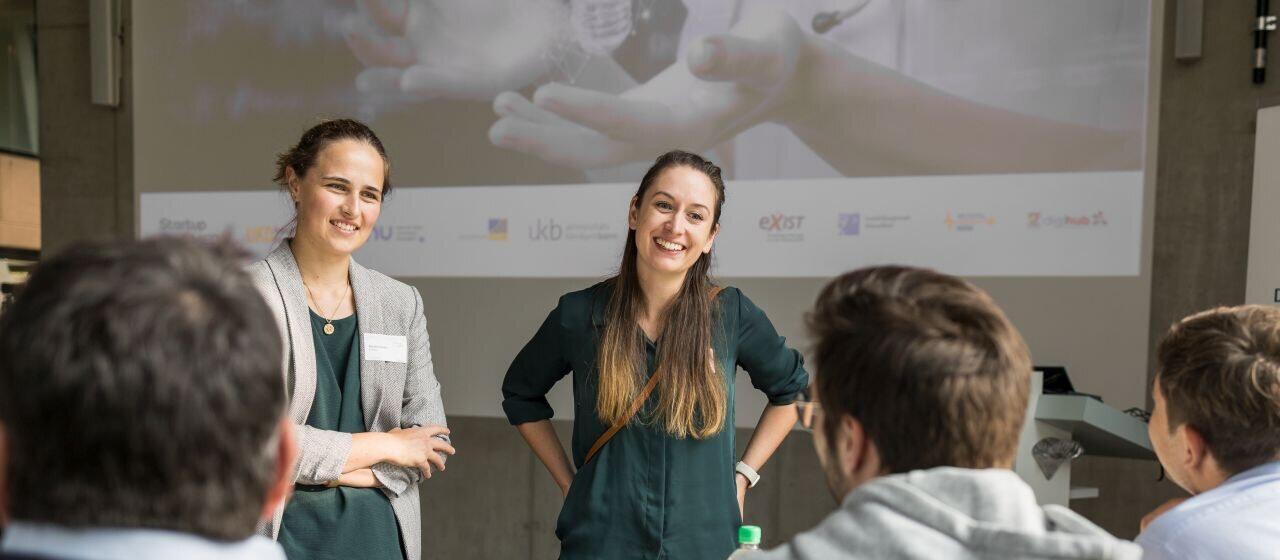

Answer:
[736,472,749,519]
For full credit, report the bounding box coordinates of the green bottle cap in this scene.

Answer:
[738,525,762,545]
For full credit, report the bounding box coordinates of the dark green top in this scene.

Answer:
[501,283,808,560]
[279,311,404,560]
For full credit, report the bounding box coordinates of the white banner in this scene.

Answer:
[140,171,1141,277]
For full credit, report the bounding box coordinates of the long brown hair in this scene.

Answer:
[596,150,728,439]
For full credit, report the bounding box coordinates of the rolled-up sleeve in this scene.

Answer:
[735,289,809,405]
[501,304,572,425]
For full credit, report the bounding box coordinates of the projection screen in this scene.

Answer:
[135,0,1149,278]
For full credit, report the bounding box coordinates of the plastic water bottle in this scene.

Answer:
[728,525,762,557]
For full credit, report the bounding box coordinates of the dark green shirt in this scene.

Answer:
[501,283,808,560]
[279,311,404,560]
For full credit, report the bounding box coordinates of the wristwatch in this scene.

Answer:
[735,461,761,488]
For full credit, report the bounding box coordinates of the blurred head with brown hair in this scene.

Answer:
[806,266,1032,499]
[1150,305,1280,495]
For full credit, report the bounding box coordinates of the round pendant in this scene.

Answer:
[323,323,335,335]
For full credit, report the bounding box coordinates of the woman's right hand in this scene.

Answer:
[387,425,455,478]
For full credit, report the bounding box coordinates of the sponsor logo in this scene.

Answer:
[529,218,563,241]
[159,218,208,233]
[488,218,508,241]
[529,218,620,242]
[244,225,280,244]
[157,217,222,241]
[864,214,911,230]
[945,211,996,232]
[369,224,426,243]
[759,213,805,242]
[838,213,860,236]
[1027,211,1108,229]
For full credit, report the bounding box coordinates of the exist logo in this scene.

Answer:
[759,213,805,242]
[1027,211,1108,229]
[488,218,508,241]
[945,211,996,232]
[759,213,805,231]
[371,226,394,241]
[838,213,860,236]
[529,218,563,241]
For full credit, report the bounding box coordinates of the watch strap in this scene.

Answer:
[735,461,761,488]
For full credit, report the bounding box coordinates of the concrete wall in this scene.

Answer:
[35,0,1280,555]
[36,0,132,254]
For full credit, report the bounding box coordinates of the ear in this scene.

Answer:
[285,167,301,204]
[840,416,883,487]
[1180,423,1207,470]
[703,222,719,254]
[628,196,640,230]
[260,418,298,522]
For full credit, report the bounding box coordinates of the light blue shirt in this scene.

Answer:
[1136,461,1280,559]
[0,521,285,560]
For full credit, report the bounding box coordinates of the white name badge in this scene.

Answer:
[363,333,408,363]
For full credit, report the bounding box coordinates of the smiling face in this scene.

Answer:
[628,166,720,278]
[287,139,386,257]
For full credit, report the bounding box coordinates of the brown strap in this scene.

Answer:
[583,287,723,465]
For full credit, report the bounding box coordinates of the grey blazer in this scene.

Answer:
[247,242,447,560]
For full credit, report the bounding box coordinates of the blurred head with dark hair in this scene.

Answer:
[805,266,1031,499]
[0,236,296,540]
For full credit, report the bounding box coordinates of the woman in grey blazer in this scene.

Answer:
[247,119,453,560]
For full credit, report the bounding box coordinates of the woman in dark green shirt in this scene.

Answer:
[502,150,809,559]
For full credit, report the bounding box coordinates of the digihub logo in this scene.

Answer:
[488,218,508,240]
[1027,211,1108,229]
[838,213,860,236]
[529,218,563,241]
[759,213,805,242]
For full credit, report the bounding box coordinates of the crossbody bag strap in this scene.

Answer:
[583,286,724,465]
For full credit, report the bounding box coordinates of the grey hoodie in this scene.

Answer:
[738,467,1140,560]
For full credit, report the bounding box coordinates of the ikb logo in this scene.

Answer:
[528,218,563,241]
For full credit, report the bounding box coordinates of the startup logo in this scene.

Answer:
[760,213,805,242]
[838,213,860,236]
[158,217,221,241]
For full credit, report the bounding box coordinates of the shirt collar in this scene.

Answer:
[0,521,285,560]
[1224,459,1280,486]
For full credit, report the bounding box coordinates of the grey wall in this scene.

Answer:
[36,0,1280,556]
[36,0,132,254]
[1146,1,1280,388]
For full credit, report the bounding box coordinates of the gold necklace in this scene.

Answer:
[303,278,350,335]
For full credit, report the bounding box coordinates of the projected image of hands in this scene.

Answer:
[157,0,1149,182]
[343,0,566,101]
[488,5,804,171]
[482,1,1147,177]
